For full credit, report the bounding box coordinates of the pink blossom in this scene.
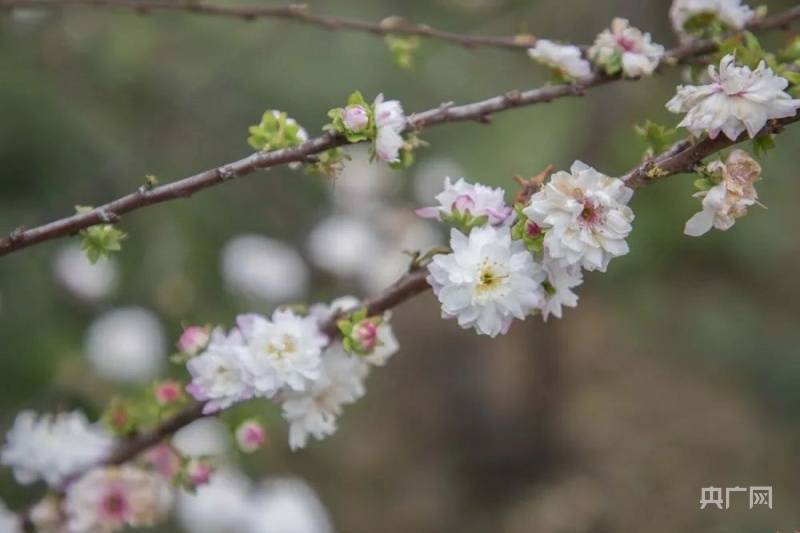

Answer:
[186,459,215,488]
[154,380,183,406]
[343,105,369,132]
[354,320,379,352]
[177,326,210,355]
[235,420,267,453]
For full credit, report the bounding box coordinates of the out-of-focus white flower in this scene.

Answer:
[143,443,182,482]
[235,420,267,453]
[221,234,309,303]
[281,345,367,450]
[331,147,396,213]
[186,328,253,414]
[667,55,800,141]
[413,157,467,205]
[0,499,21,533]
[307,215,381,278]
[1,410,113,488]
[524,161,634,272]
[64,466,173,533]
[373,94,406,163]
[237,310,328,396]
[540,261,583,321]
[528,40,592,80]
[669,0,754,33]
[359,209,443,294]
[427,226,546,337]
[84,307,166,383]
[246,478,333,533]
[589,18,664,77]
[29,495,61,532]
[177,468,253,533]
[172,418,231,457]
[416,177,513,225]
[685,149,762,236]
[54,243,119,301]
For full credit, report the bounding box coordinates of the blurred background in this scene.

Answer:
[2,0,800,531]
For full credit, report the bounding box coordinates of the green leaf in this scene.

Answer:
[634,120,678,157]
[385,35,420,70]
[347,90,367,107]
[79,223,126,263]
[247,110,305,151]
[693,177,714,191]
[752,134,776,158]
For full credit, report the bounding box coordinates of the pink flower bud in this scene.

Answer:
[452,194,476,213]
[154,380,183,406]
[343,105,369,132]
[354,320,379,352]
[186,459,215,488]
[235,420,267,453]
[177,326,210,355]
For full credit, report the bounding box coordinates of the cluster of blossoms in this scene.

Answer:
[328,91,408,164]
[185,298,398,450]
[529,18,665,81]
[684,149,762,236]
[669,0,754,34]
[421,160,635,337]
[667,54,800,141]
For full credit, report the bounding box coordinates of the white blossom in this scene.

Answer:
[177,468,253,533]
[221,234,309,303]
[427,226,546,337]
[1,410,113,488]
[373,94,406,162]
[281,344,368,450]
[0,499,21,533]
[416,177,513,225]
[172,418,231,457]
[186,328,253,414]
[685,149,762,236]
[237,310,328,397]
[540,261,583,321]
[666,54,800,141]
[307,215,382,278]
[64,466,173,533]
[669,0,754,33]
[54,243,119,301]
[84,307,166,383]
[524,161,634,272]
[528,40,592,80]
[588,18,664,77]
[246,478,333,533]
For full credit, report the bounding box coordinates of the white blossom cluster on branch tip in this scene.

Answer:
[589,18,665,78]
[685,149,763,236]
[422,163,633,337]
[667,54,800,141]
[186,297,398,450]
[670,0,755,35]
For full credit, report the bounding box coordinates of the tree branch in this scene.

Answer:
[0,0,535,50]
[4,4,800,258]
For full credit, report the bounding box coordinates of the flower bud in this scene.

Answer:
[343,104,370,133]
[186,459,215,488]
[354,319,379,353]
[177,325,210,355]
[154,380,184,406]
[235,420,267,453]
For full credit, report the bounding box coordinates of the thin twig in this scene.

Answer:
[0,0,535,50]
[3,4,800,258]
